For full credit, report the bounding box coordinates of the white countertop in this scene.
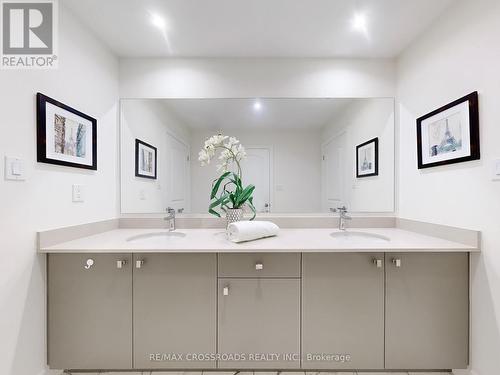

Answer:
[39,227,478,253]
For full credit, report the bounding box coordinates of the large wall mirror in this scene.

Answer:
[120,98,395,214]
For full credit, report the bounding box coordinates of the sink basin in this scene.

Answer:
[330,231,390,242]
[126,231,187,242]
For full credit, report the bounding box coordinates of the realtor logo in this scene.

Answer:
[1,0,58,68]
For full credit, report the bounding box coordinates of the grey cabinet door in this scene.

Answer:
[47,253,132,370]
[133,254,217,369]
[302,253,385,370]
[218,278,301,369]
[385,252,469,369]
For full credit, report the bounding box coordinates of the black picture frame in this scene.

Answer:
[417,91,480,169]
[37,93,97,170]
[135,139,157,179]
[356,137,379,178]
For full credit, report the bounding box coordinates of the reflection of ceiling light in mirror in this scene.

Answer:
[351,13,368,34]
[150,13,166,30]
[253,101,262,112]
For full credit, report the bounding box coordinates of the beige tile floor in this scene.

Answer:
[62,371,452,375]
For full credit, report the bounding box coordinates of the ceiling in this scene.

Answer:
[160,98,356,130]
[65,0,454,58]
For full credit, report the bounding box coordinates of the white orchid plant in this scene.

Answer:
[199,134,256,219]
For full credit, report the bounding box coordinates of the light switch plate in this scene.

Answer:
[5,156,25,181]
[139,189,146,200]
[72,184,84,202]
[493,159,500,181]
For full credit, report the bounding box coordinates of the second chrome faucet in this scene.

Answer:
[331,206,351,231]
[164,207,176,231]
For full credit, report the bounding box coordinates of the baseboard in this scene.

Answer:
[453,369,479,375]
[39,369,477,375]
[40,368,63,375]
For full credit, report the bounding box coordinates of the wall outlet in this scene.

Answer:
[72,184,84,202]
[5,156,25,181]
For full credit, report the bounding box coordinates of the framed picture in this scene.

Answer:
[356,137,378,178]
[135,139,157,179]
[417,91,479,169]
[37,93,97,170]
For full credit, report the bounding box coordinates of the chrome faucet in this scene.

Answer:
[164,207,176,231]
[332,206,351,231]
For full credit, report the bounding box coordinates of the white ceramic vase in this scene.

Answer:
[226,208,244,227]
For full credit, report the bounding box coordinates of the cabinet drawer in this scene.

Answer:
[218,253,301,278]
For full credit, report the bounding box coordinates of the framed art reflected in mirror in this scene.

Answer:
[356,137,378,178]
[135,139,157,179]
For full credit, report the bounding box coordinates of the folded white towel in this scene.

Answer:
[227,221,280,243]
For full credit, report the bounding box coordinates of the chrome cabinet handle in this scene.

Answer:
[392,258,402,267]
[373,259,383,268]
[135,260,144,269]
[116,260,127,269]
[84,258,94,269]
[255,262,264,270]
[223,286,229,296]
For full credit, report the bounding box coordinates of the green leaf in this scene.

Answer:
[247,197,256,220]
[222,180,235,194]
[208,193,230,217]
[235,184,255,207]
[210,171,231,199]
[229,172,242,190]
[208,207,221,217]
[207,170,256,216]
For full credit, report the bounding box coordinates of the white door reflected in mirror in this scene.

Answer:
[322,132,346,211]
[239,147,271,213]
[166,133,189,213]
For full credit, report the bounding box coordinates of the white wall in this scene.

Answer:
[322,99,395,212]
[190,129,322,213]
[119,58,396,99]
[7,1,498,374]
[396,0,500,373]
[120,100,190,213]
[0,5,119,375]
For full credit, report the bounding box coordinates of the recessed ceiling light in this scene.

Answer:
[150,13,166,30]
[148,11,173,53]
[253,100,262,112]
[351,13,367,33]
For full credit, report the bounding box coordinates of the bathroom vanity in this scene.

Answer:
[39,219,478,372]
